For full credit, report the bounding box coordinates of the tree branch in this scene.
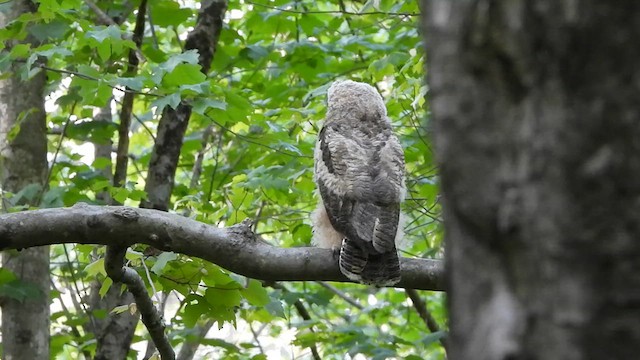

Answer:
[105,245,175,360]
[405,288,447,350]
[244,0,418,16]
[141,0,227,210]
[316,281,363,309]
[0,204,445,291]
[114,0,147,188]
[267,282,321,360]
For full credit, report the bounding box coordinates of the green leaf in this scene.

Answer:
[0,268,17,285]
[99,277,113,298]
[42,186,65,208]
[84,258,106,277]
[110,304,131,315]
[86,25,122,43]
[8,108,38,141]
[151,252,177,275]
[264,299,286,319]
[111,187,129,204]
[92,157,112,170]
[28,19,68,41]
[241,279,270,307]
[192,98,227,115]
[159,50,200,73]
[163,63,206,86]
[152,1,193,27]
[152,93,181,112]
[0,280,44,302]
[9,43,30,59]
[125,248,144,261]
[184,296,209,328]
[200,338,240,353]
[113,76,145,91]
[420,331,447,346]
[12,183,42,205]
[205,288,242,307]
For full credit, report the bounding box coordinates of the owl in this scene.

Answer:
[312,80,406,286]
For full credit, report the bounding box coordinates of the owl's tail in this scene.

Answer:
[339,238,401,286]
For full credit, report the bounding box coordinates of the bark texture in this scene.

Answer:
[422,1,640,359]
[0,1,50,359]
[0,205,444,291]
[141,0,227,210]
[89,281,137,360]
[91,101,139,360]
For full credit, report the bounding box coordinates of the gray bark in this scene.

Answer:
[0,1,50,359]
[141,0,227,211]
[422,1,640,359]
[89,282,137,360]
[0,205,444,291]
[176,321,214,360]
[91,101,139,360]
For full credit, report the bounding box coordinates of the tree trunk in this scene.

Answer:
[0,1,50,359]
[422,1,640,359]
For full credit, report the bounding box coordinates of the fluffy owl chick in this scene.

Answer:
[312,80,406,286]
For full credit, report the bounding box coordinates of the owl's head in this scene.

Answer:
[326,80,387,121]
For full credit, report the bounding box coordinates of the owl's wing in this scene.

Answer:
[315,123,405,204]
[315,122,405,265]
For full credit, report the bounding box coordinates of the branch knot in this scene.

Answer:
[113,207,140,222]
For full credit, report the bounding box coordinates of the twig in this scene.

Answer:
[176,319,214,360]
[114,0,148,188]
[84,0,146,62]
[19,61,160,97]
[245,0,418,16]
[105,245,175,360]
[189,126,214,189]
[141,0,227,210]
[405,288,447,350]
[316,281,363,310]
[267,282,321,360]
[37,101,76,204]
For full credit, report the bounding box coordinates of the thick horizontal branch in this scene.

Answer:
[0,204,445,291]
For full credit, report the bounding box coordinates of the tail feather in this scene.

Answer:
[339,238,367,282]
[360,250,401,286]
[339,238,401,286]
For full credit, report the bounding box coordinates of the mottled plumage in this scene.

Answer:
[312,80,406,286]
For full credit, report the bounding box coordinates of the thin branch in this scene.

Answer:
[50,280,93,359]
[245,0,418,16]
[316,281,364,310]
[62,244,97,331]
[37,101,76,204]
[176,319,214,360]
[143,292,170,360]
[113,97,157,141]
[248,322,266,356]
[0,205,445,291]
[405,288,447,350]
[267,282,321,360]
[114,0,148,188]
[206,114,310,158]
[21,62,160,97]
[84,0,118,26]
[105,245,175,360]
[84,0,146,62]
[189,126,214,189]
[141,0,227,210]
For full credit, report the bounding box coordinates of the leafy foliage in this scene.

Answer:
[0,0,444,358]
